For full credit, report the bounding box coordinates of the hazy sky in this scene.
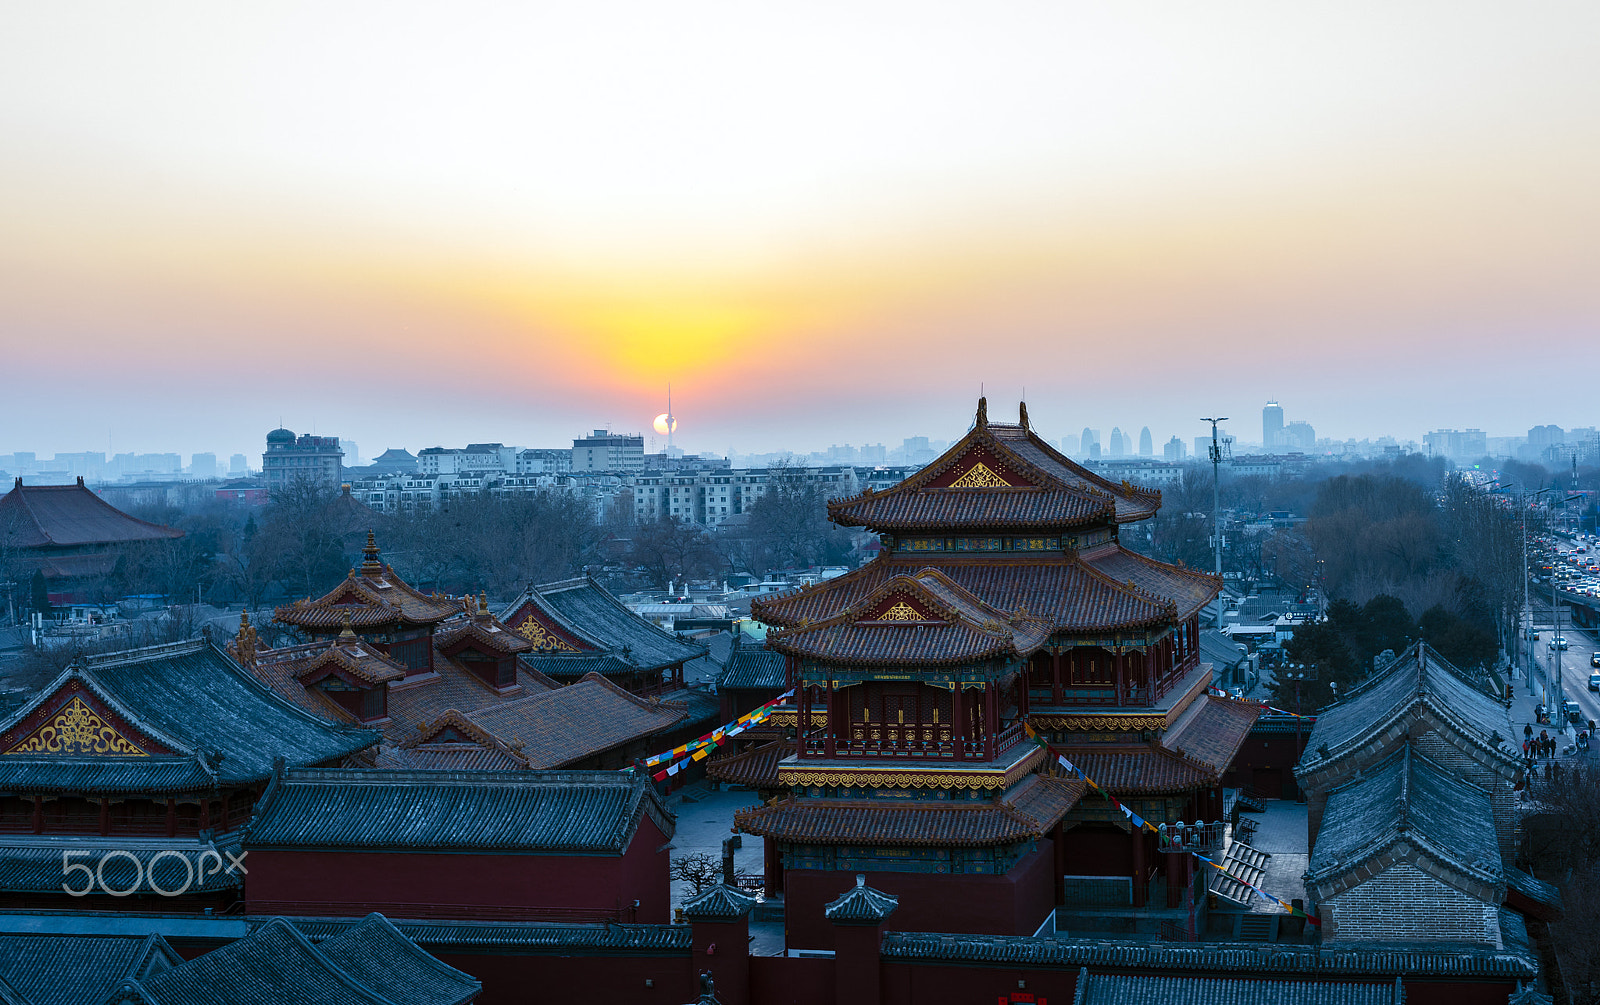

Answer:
[4,3,1599,461]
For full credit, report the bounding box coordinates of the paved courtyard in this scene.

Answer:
[1242,799,1309,914]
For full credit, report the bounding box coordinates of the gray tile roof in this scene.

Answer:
[1505,867,1564,920]
[1296,642,1516,776]
[1308,743,1502,890]
[1199,630,1249,669]
[501,578,705,674]
[278,917,691,954]
[823,876,898,924]
[682,884,757,923]
[1075,971,1403,1004]
[0,932,177,1005]
[110,917,409,1005]
[245,768,673,854]
[0,833,246,895]
[310,915,479,1005]
[879,932,1538,979]
[519,652,633,679]
[0,641,379,794]
[716,643,786,692]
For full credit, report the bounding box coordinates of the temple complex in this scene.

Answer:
[0,639,378,912]
[247,535,710,770]
[737,399,1253,946]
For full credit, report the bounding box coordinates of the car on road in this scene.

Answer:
[1524,629,1541,641]
[1592,652,1600,668]
[1590,672,1600,692]
[1552,636,1570,650]
[1565,700,1584,723]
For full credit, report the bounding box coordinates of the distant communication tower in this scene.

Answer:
[1202,416,1230,628]
[653,384,678,451]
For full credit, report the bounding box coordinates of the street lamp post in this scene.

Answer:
[1202,417,1229,630]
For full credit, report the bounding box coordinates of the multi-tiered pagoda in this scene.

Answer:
[739,400,1250,947]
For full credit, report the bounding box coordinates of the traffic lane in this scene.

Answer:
[1540,630,1600,733]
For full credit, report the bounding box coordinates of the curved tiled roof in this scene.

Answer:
[706,740,794,789]
[682,884,758,922]
[294,637,407,687]
[824,877,899,924]
[1162,696,1263,774]
[434,615,534,656]
[0,642,378,793]
[245,768,673,853]
[462,673,687,769]
[0,833,247,894]
[753,553,1189,636]
[1073,973,1404,1004]
[0,479,183,548]
[276,536,465,631]
[1080,545,1221,621]
[314,914,482,1005]
[1308,743,1502,891]
[736,774,1084,846]
[1056,745,1215,795]
[1296,642,1517,776]
[827,402,1159,532]
[499,578,705,673]
[0,932,178,1005]
[716,645,786,691]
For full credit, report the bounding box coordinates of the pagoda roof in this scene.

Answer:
[0,641,379,794]
[766,570,1053,666]
[0,478,183,549]
[434,614,534,658]
[0,932,178,1005]
[706,739,795,789]
[275,533,464,631]
[1162,695,1263,775]
[497,577,706,673]
[245,768,673,854]
[1296,641,1517,779]
[827,399,1160,533]
[752,547,1214,636]
[293,631,408,688]
[824,877,900,924]
[736,773,1084,847]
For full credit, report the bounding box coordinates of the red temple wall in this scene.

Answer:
[244,816,670,922]
[783,840,1056,950]
[1222,728,1307,800]
[881,961,1080,1005]
[749,955,835,1005]
[1058,825,1133,877]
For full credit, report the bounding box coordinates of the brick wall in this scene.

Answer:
[1323,863,1499,944]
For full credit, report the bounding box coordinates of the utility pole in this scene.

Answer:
[1202,417,1229,630]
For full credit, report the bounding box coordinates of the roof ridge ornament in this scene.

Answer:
[975,396,988,429]
[1018,401,1029,430]
[361,530,382,573]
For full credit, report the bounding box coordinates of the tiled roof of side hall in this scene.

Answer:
[1055,744,1216,795]
[826,401,1160,532]
[1073,972,1404,1005]
[0,479,184,548]
[1162,696,1263,774]
[459,673,688,769]
[1308,743,1502,890]
[706,739,794,789]
[878,931,1539,979]
[1296,642,1517,776]
[736,774,1084,847]
[0,932,178,1005]
[752,554,1186,634]
[499,578,706,673]
[716,643,786,691]
[0,641,378,793]
[245,768,673,854]
[312,914,482,1005]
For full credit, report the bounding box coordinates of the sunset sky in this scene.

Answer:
[4,3,1599,460]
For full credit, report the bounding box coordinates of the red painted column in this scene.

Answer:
[1017,666,1029,717]
[99,798,109,836]
[824,679,836,757]
[984,682,998,760]
[1051,648,1063,705]
[798,685,809,759]
[31,796,43,834]
[764,838,781,899]
[1114,650,1126,706]
[956,689,968,760]
[165,798,176,838]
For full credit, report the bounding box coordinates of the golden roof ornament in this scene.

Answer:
[338,610,358,640]
[479,592,490,618]
[361,531,382,573]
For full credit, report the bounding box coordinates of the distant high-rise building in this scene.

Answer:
[1109,428,1125,457]
[1163,436,1186,461]
[229,453,248,475]
[572,430,645,473]
[1079,428,1098,456]
[189,452,217,478]
[343,441,360,467]
[1263,401,1284,449]
[263,428,344,495]
[1138,427,1153,457]
[1284,421,1316,453]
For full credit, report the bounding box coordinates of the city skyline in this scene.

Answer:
[4,4,1600,456]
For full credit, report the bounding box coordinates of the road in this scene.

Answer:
[1526,599,1600,734]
